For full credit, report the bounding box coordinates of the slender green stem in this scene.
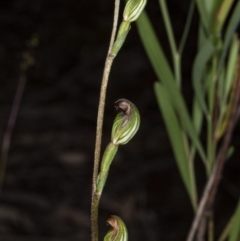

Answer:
[91,1,120,241]
[91,55,115,241]
[175,53,181,88]
[194,0,210,34]
[207,116,214,175]
[182,131,198,211]
[188,156,198,211]
[158,0,180,86]
[158,0,177,56]
[207,56,217,175]
[178,1,195,54]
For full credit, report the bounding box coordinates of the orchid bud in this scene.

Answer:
[104,216,128,241]
[96,99,140,196]
[112,99,140,145]
[123,0,147,22]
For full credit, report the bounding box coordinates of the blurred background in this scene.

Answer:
[0,0,240,240]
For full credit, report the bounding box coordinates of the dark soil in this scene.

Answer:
[0,0,240,241]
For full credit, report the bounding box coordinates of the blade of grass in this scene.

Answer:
[192,38,215,116]
[203,0,215,16]
[158,0,180,86]
[216,39,239,140]
[189,97,204,172]
[218,200,240,241]
[225,35,240,102]
[215,0,234,33]
[179,1,195,54]
[218,67,226,111]
[190,96,204,158]
[206,55,218,175]
[194,0,210,33]
[229,200,240,241]
[154,82,197,208]
[136,11,175,87]
[137,12,207,163]
[218,0,240,72]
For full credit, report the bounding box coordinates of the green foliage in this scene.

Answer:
[93,0,240,239]
[229,200,240,241]
[137,0,240,239]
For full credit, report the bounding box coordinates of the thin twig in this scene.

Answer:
[186,61,240,241]
[0,74,26,193]
[91,1,120,241]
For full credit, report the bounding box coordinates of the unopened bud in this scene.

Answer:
[112,99,140,145]
[123,0,147,22]
[104,216,128,241]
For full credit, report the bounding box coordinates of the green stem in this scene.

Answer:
[91,1,120,241]
[188,156,198,211]
[175,53,181,88]
[194,0,210,34]
[182,131,198,211]
[207,56,217,175]
[218,216,234,241]
[207,116,214,175]
[92,53,115,241]
[178,1,195,54]
[158,0,180,86]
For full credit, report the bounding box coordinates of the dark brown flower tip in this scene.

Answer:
[115,99,131,116]
[106,216,119,231]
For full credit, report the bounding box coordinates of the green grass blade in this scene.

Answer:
[198,23,208,49]
[218,0,240,72]
[192,38,215,115]
[190,96,204,160]
[218,67,226,110]
[229,200,240,241]
[218,199,240,241]
[225,35,239,101]
[137,12,207,163]
[217,36,239,138]
[154,82,196,205]
[179,1,195,54]
[176,100,207,164]
[157,0,181,85]
[136,11,175,86]
[192,96,204,135]
[215,0,234,33]
[195,0,210,33]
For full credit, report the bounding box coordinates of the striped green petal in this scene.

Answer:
[104,216,128,241]
[123,0,147,22]
[111,99,140,145]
